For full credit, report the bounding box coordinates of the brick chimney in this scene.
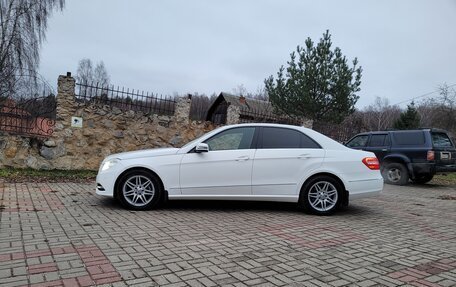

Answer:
[239,95,246,104]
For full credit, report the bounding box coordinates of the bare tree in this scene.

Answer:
[0,0,65,97]
[76,58,93,84]
[93,61,110,87]
[76,59,110,86]
[363,96,400,131]
[249,86,269,101]
[232,84,269,101]
[76,58,111,100]
[418,84,456,137]
[232,84,248,97]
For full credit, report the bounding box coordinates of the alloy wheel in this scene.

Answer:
[122,175,155,207]
[307,181,338,212]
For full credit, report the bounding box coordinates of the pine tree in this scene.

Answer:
[393,102,421,129]
[264,30,362,123]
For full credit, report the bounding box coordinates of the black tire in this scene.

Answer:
[412,174,434,184]
[299,175,342,215]
[381,162,409,185]
[116,169,162,210]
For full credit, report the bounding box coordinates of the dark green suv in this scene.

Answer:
[346,129,456,185]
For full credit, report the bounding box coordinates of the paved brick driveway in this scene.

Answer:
[0,180,455,287]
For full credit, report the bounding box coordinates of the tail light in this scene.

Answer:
[362,157,380,170]
[427,150,435,161]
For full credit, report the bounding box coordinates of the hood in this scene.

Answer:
[108,147,180,160]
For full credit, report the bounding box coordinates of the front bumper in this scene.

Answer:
[95,162,125,197]
[96,174,115,197]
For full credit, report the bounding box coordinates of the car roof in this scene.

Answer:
[355,128,449,136]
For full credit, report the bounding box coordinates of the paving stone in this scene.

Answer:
[0,181,455,287]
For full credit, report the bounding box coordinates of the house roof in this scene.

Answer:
[213,92,274,115]
[0,98,31,116]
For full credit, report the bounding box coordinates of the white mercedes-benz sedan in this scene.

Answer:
[96,123,383,215]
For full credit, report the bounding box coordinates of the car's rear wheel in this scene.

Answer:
[382,162,409,185]
[117,170,162,210]
[300,176,342,215]
[412,174,434,184]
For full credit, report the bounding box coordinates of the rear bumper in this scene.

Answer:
[435,164,456,173]
[410,163,456,175]
[346,178,383,199]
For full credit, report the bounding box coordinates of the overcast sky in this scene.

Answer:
[39,0,456,108]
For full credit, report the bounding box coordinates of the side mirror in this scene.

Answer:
[195,143,209,153]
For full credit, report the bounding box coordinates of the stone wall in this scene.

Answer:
[0,74,216,170]
[0,74,315,170]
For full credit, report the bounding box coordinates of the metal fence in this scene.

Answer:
[75,82,176,116]
[0,90,57,138]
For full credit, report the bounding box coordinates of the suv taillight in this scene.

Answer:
[427,150,435,161]
[362,157,380,170]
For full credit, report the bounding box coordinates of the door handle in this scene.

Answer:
[382,149,388,152]
[236,156,250,161]
[298,154,311,159]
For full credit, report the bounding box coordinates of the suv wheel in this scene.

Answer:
[412,174,434,184]
[382,162,409,185]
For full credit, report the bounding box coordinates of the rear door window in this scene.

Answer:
[368,134,388,147]
[346,135,369,148]
[261,127,301,149]
[260,127,320,149]
[432,133,454,148]
[393,131,425,145]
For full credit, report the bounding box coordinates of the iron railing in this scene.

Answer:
[0,91,56,138]
[75,82,176,116]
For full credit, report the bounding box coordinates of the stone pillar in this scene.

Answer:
[174,95,191,123]
[226,104,240,125]
[56,72,76,130]
[301,118,313,129]
[38,72,76,169]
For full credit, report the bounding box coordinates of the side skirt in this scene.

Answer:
[168,195,299,203]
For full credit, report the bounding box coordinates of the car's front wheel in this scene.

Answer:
[300,176,342,215]
[117,170,162,210]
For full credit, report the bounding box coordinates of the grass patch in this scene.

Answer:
[0,168,97,182]
[432,173,456,186]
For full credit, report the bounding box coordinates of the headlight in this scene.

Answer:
[100,158,120,171]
